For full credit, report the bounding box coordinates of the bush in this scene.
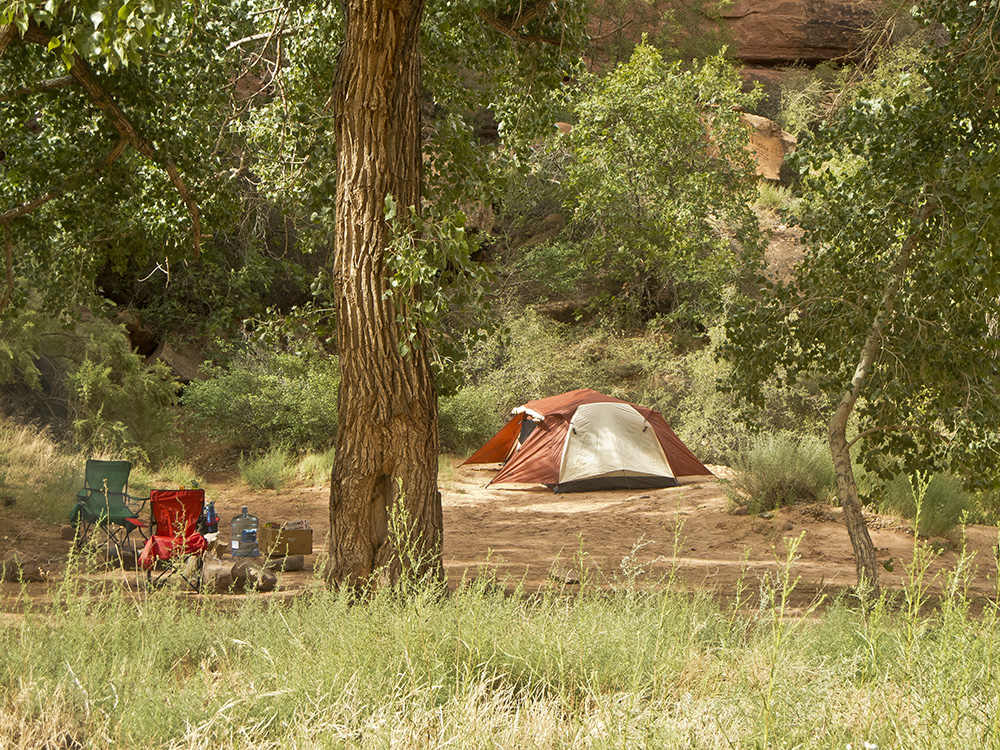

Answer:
[296,448,336,485]
[731,432,836,513]
[514,45,763,330]
[439,385,507,456]
[66,320,181,466]
[447,313,830,467]
[876,474,974,538]
[1,311,181,465]
[183,347,339,454]
[239,448,293,491]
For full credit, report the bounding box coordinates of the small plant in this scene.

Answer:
[238,448,293,492]
[615,535,655,591]
[296,448,336,484]
[876,472,974,538]
[731,432,836,513]
[755,181,797,213]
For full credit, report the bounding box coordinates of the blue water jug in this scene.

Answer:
[230,506,259,557]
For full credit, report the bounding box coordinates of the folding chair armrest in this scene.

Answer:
[125,493,150,515]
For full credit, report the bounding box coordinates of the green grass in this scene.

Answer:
[877,473,976,538]
[755,180,798,212]
[3,548,1000,749]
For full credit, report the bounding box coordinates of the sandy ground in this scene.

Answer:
[2,458,998,613]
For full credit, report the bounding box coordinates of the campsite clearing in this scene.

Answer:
[1,457,998,610]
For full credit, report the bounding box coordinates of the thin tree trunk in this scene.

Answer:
[828,199,934,595]
[829,356,882,595]
[328,0,442,588]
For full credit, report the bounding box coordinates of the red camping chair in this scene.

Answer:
[139,489,208,591]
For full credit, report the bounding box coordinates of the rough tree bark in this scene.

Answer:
[327,0,443,587]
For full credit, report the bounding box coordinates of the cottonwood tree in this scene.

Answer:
[327,0,591,586]
[723,0,1000,593]
[0,2,241,312]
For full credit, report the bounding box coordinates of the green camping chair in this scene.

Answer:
[69,459,149,552]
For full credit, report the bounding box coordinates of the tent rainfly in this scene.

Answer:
[463,389,713,493]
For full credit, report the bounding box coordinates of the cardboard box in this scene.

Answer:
[261,525,313,556]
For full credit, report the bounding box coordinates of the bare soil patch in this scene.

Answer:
[2,459,998,613]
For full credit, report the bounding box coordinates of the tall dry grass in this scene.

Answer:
[0,417,82,523]
[1,534,999,749]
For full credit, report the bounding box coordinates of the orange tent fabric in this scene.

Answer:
[463,389,713,491]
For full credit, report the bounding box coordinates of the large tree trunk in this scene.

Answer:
[328,0,442,588]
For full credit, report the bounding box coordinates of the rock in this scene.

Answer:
[731,506,751,516]
[202,558,235,593]
[720,0,879,65]
[548,566,580,585]
[741,113,797,182]
[98,544,137,571]
[232,560,278,592]
[114,309,158,356]
[782,522,794,531]
[1,550,45,583]
[265,554,305,572]
[144,340,206,384]
[60,524,78,541]
[533,299,593,324]
[516,212,566,249]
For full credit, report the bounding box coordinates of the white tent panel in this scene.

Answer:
[558,402,673,484]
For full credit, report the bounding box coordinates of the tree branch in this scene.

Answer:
[0,75,77,101]
[0,23,14,58]
[846,423,952,451]
[1,221,12,315]
[225,28,297,52]
[19,21,204,257]
[477,0,565,46]
[0,139,127,224]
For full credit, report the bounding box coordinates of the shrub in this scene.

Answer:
[439,385,507,455]
[731,432,836,513]
[665,327,830,467]
[65,321,181,466]
[239,448,293,491]
[876,474,974,538]
[296,448,336,485]
[183,347,339,453]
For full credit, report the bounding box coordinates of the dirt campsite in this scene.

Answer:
[2,457,998,614]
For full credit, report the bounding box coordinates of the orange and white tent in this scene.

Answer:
[463,389,713,493]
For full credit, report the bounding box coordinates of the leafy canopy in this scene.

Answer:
[516,43,763,329]
[723,0,1000,487]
